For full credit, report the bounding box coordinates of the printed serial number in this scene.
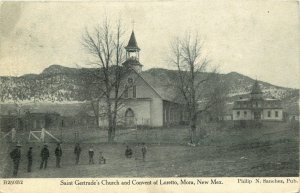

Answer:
[3,180,23,185]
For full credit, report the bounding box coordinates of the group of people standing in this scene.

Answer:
[9,143,63,177]
[9,142,147,177]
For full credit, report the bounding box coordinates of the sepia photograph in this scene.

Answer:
[0,0,299,181]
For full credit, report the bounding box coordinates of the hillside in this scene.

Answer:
[0,65,298,114]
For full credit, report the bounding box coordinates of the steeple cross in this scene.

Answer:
[131,19,135,30]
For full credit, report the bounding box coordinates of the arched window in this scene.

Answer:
[125,108,134,117]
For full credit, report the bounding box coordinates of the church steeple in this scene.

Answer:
[125,31,140,52]
[250,80,263,99]
[123,30,143,72]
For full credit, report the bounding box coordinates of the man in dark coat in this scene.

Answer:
[125,146,133,158]
[74,143,81,165]
[10,143,21,177]
[88,146,94,164]
[141,143,147,161]
[27,147,33,172]
[40,144,49,169]
[55,143,62,168]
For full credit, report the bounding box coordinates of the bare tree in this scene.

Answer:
[82,18,130,142]
[170,33,226,144]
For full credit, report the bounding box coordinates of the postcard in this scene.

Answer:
[0,1,299,193]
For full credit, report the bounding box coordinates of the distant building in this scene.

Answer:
[24,111,61,130]
[289,114,299,121]
[0,114,19,132]
[232,80,283,125]
[218,114,233,121]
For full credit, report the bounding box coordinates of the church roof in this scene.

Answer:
[123,58,143,67]
[251,80,263,94]
[139,71,183,103]
[125,31,140,51]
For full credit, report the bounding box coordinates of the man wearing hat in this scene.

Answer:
[10,143,22,177]
[40,144,49,169]
[27,147,33,172]
[55,143,62,168]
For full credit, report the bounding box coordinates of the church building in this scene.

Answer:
[232,80,283,125]
[98,31,187,128]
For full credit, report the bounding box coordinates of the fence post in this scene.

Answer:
[41,128,45,143]
[11,128,16,143]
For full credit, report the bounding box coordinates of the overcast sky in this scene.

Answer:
[0,1,299,88]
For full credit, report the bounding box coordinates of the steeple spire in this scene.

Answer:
[125,31,140,51]
[123,30,143,73]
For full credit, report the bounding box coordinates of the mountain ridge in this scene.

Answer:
[0,64,298,114]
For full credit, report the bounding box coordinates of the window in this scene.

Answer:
[124,88,128,98]
[275,111,278,117]
[164,109,167,122]
[128,77,133,84]
[255,102,258,107]
[268,111,271,117]
[244,111,247,117]
[237,111,240,116]
[133,86,136,98]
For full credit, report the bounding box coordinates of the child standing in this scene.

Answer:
[98,152,106,164]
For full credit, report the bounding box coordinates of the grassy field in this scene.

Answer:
[0,122,298,178]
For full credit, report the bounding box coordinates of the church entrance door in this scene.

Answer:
[125,108,135,127]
